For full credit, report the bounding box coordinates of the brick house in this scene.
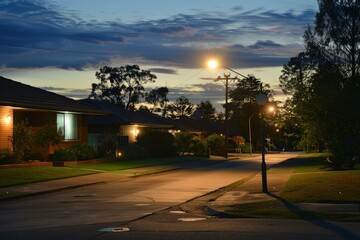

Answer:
[0,76,106,152]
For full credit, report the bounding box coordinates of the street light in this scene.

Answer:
[207,60,242,159]
[256,91,269,193]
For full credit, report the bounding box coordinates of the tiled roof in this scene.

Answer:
[0,76,107,115]
[80,99,173,128]
[171,118,226,135]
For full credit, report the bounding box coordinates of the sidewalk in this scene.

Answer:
[0,165,180,201]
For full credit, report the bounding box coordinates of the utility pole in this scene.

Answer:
[215,73,238,159]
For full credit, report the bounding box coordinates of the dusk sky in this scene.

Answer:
[0,0,318,111]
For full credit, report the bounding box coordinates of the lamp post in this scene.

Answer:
[248,114,254,156]
[256,92,268,193]
[214,73,238,158]
[207,60,244,159]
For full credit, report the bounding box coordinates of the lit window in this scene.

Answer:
[57,113,78,140]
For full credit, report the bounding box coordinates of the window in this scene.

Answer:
[57,113,78,140]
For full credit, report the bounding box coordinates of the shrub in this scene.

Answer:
[11,121,33,162]
[0,148,14,164]
[190,137,207,156]
[52,144,96,161]
[52,148,77,161]
[174,132,196,155]
[174,132,206,156]
[136,130,176,158]
[97,132,117,157]
[206,134,225,156]
[122,142,150,160]
[33,122,63,161]
[69,144,97,160]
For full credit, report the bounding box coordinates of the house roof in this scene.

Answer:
[0,76,107,115]
[80,99,174,128]
[171,118,226,135]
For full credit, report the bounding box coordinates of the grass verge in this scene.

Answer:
[68,156,205,171]
[225,153,360,221]
[0,167,97,188]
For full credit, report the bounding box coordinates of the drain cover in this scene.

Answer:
[97,227,130,232]
[178,217,206,222]
[135,203,150,206]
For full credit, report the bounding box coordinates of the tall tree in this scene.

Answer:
[195,100,216,120]
[167,96,195,119]
[89,65,157,110]
[145,87,169,115]
[280,0,360,168]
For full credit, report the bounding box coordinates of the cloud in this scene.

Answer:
[148,68,178,75]
[0,0,316,70]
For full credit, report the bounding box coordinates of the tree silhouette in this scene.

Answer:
[89,65,157,110]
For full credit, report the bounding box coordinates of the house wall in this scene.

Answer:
[0,106,13,149]
[14,110,88,150]
[121,125,143,143]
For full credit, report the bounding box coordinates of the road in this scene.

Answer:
[0,152,359,240]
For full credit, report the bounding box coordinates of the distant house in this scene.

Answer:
[0,76,107,152]
[171,118,226,141]
[80,99,174,153]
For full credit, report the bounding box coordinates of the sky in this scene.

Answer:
[0,0,318,112]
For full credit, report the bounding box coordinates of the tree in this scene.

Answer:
[89,65,157,110]
[34,122,63,161]
[227,75,273,138]
[145,87,169,115]
[280,0,360,169]
[195,100,216,120]
[167,96,195,119]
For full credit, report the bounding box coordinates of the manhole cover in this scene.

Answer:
[97,227,130,232]
[178,217,207,222]
[170,210,186,214]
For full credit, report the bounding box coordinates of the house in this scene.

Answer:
[80,99,174,153]
[0,76,107,152]
[171,118,225,141]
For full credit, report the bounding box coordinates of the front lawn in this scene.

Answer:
[281,170,360,203]
[68,156,204,171]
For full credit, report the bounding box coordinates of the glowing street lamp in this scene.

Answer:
[206,59,243,159]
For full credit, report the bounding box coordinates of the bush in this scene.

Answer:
[206,134,225,156]
[174,132,206,156]
[69,144,96,160]
[0,148,14,164]
[11,121,33,162]
[52,148,77,161]
[122,142,150,160]
[52,144,96,161]
[136,130,176,158]
[240,143,254,153]
[33,122,63,161]
[97,132,117,157]
[191,137,207,156]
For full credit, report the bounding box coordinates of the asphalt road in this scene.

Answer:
[0,153,359,240]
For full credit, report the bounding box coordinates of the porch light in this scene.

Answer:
[4,115,11,124]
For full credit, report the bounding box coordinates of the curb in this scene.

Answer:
[0,181,105,202]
